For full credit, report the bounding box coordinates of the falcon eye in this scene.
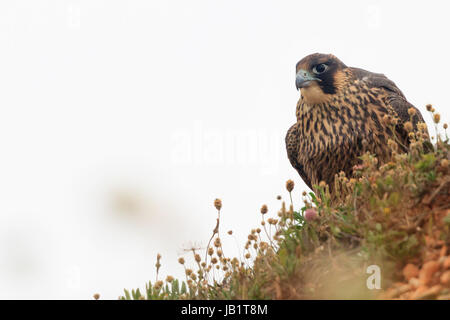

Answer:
[313,63,328,74]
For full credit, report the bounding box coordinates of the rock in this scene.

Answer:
[380,284,411,299]
[410,286,428,300]
[439,245,447,258]
[412,285,442,300]
[409,277,420,288]
[440,270,450,286]
[443,256,450,269]
[397,284,412,295]
[419,261,441,286]
[403,264,419,281]
[381,288,398,299]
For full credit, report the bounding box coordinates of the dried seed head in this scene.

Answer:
[260,204,268,215]
[194,254,201,263]
[433,113,441,124]
[93,293,100,300]
[245,253,251,259]
[408,107,417,116]
[178,257,185,265]
[387,139,397,150]
[211,257,218,264]
[404,121,413,132]
[286,179,295,192]
[418,122,428,132]
[426,104,433,111]
[214,198,222,211]
[208,247,214,256]
[185,269,193,276]
[216,249,223,257]
[166,275,174,283]
[319,181,327,188]
[227,230,233,235]
[276,195,282,200]
[154,280,163,290]
[444,123,448,129]
[260,242,268,250]
[256,228,261,233]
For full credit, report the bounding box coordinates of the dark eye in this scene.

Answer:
[313,63,328,74]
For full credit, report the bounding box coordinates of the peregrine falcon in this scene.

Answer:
[285,53,427,190]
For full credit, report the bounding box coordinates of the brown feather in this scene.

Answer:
[286,54,429,191]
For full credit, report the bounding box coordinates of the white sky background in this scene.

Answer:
[0,0,449,299]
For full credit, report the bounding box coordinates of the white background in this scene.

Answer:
[0,0,448,299]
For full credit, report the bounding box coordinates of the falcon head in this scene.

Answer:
[295,53,348,104]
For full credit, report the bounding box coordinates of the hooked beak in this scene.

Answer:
[296,69,321,90]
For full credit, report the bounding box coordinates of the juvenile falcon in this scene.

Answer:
[285,53,427,190]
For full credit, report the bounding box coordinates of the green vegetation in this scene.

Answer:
[120,107,449,300]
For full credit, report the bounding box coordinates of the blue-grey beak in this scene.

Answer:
[296,69,321,90]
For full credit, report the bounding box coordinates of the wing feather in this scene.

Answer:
[285,123,312,189]
[350,67,425,127]
[350,67,432,152]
